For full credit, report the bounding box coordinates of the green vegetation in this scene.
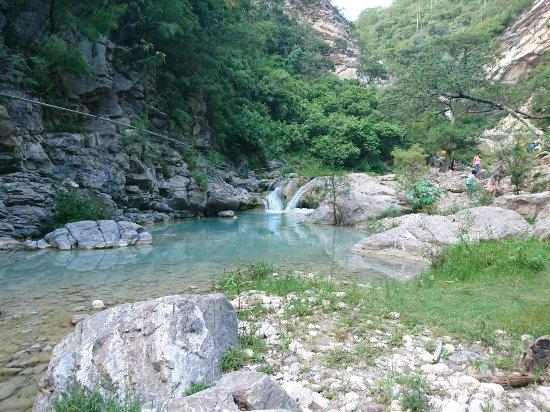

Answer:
[497,138,534,194]
[218,239,549,347]
[406,180,442,212]
[183,382,212,397]
[43,187,115,231]
[220,347,247,373]
[52,384,139,412]
[377,372,430,411]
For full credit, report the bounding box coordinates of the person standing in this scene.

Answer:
[472,155,482,175]
[466,169,477,198]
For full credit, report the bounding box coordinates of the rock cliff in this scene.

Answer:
[491,0,550,84]
[0,17,265,240]
[284,0,361,79]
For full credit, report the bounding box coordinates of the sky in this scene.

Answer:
[332,0,393,21]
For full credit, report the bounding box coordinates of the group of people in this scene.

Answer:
[465,154,501,198]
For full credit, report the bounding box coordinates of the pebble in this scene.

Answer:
[457,375,480,391]
[92,299,105,310]
[479,382,505,397]
[440,399,467,412]
[420,362,452,376]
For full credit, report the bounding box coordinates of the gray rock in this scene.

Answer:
[218,210,235,218]
[353,206,530,262]
[533,204,550,241]
[33,220,152,250]
[66,220,106,249]
[35,294,238,411]
[308,174,405,226]
[145,371,298,411]
[0,236,22,250]
[493,191,550,217]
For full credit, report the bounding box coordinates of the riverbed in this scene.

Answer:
[0,213,426,410]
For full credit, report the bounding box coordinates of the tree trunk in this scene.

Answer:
[440,149,452,172]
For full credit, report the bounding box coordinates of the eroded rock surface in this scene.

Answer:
[353,206,530,261]
[35,294,238,411]
[145,371,298,411]
[24,220,152,250]
[307,174,406,226]
[534,204,550,241]
[493,191,550,217]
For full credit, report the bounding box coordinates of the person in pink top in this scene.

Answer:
[472,155,482,174]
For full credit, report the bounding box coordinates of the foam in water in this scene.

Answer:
[264,186,285,213]
[285,179,319,212]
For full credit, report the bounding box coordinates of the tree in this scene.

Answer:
[498,138,534,195]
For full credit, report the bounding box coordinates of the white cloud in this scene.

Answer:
[332,0,393,21]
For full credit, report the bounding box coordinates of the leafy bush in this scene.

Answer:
[45,187,115,230]
[406,180,443,212]
[192,171,209,191]
[392,144,428,190]
[498,140,534,194]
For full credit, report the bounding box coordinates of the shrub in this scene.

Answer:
[392,144,429,190]
[406,180,443,212]
[498,139,534,195]
[192,171,209,190]
[220,347,246,372]
[44,187,115,231]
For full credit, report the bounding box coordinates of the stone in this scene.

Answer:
[255,322,277,338]
[35,220,152,250]
[69,314,89,326]
[91,299,105,310]
[440,399,467,412]
[479,382,505,397]
[521,335,549,375]
[0,236,22,250]
[353,207,530,262]
[493,192,550,217]
[307,173,405,226]
[282,380,314,408]
[457,375,481,391]
[533,205,550,241]
[218,210,236,218]
[420,363,452,376]
[144,371,297,411]
[34,294,237,410]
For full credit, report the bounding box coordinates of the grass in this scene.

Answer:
[217,239,550,349]
[184,382,212,397]
[377,372,430,411]
[220,347,246,372]
[53,384,139,412]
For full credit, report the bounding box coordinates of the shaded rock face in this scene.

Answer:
[491,0,550,84]
[307,174,406,226]
[353,206,530,261]
[284,0,360,79]
[533,204,550,241]
[493,191,550,217]
[24,220,152,250]
[0,11,263,238]
[145,371,298,411]
[35,294,238,411]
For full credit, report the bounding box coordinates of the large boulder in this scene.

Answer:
[308,174,405,226]
[144,371,298,411]
[26,220,152,250]
[35,294,238,411]
[353,206,530,261]
[493,192,550,217]
[533,204,550,241]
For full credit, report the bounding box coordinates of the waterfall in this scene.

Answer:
[285,179,319,212]
[263,186,285,213]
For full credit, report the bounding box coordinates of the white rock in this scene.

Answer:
[443,343,456,354]
[311,391,331,409]
[91,299,105,310]
[344,401,359,411]
[255,322,277,338]
[420,363,452,376]
[349,375,366,391]
[343,391,360,403]
[289,340,303,353]
[457,375,481,391]
[479,382,505,397]
[388,311,400,319]
[441,399,467,412]
[282,381,314,408]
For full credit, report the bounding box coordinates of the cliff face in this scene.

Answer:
[491,0,550,84]
[284,0,360,79]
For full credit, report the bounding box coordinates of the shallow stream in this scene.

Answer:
[0,213,425,410]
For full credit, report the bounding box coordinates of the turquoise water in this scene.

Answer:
[0,213,425,409]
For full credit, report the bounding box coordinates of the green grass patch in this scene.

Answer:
[220,347,246,372]
[53,384,139,412]
[219,239,549,349]
[184,382,212,397]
